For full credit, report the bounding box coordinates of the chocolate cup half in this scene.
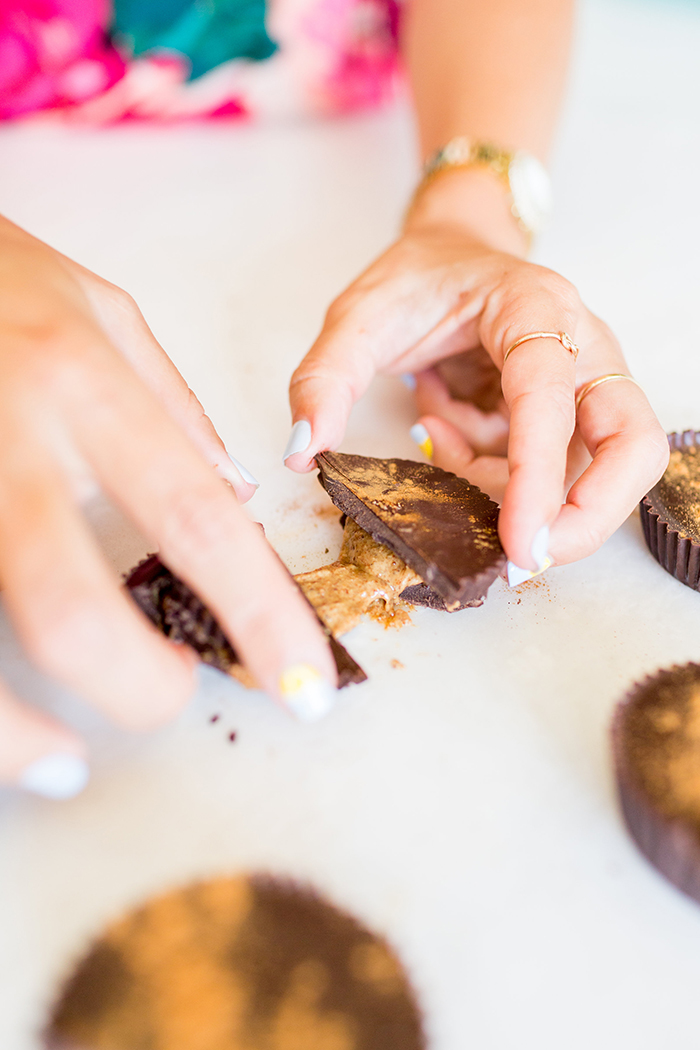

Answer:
[125,554,367,688]
[640,430,700,590]
[612,663,700,905]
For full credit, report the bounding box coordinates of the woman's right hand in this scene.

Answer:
[0,217,337,799]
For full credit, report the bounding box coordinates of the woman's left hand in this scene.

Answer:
[285,173,669,577]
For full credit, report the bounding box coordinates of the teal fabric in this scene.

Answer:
[112,0,277,80]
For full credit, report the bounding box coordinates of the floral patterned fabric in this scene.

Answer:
[0,0,402,121]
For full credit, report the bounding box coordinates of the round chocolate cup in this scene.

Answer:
[612,663,700,905]
[640,430,700,590]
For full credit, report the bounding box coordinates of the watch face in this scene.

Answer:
[508,152,553,235]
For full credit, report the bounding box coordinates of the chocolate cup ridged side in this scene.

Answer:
[612,665,700,906]
[639,430,700,590]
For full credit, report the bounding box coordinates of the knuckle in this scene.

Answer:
[160,486,237,565]
[186,388,206,421]
[537,268,581,312]
[323,290,356,328]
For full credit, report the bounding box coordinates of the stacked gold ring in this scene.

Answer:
[575,373,641,411]
[503,330,580,368]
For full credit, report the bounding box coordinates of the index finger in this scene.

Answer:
[286,319,379,472]
[68,352,339,720]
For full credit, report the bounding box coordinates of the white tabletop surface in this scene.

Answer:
[2,1,700,1047]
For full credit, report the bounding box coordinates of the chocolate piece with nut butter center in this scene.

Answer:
[125,554,366,689]
[316,452,505,610]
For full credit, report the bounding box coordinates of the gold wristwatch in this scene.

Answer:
[420,137,553,237]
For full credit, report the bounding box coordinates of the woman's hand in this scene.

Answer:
[285,169,669,582]
[0,218,337,799]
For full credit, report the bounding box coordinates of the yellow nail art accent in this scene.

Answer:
[278,663,322,698]
[419,436,433,460]
[410,423,433,461]
[531,556,552,578]
[278,664,336,722]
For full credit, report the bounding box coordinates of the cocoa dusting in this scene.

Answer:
[651,446,700,542]
[45,874,426,1050]
[619,665,700,824]
[316,452,505,609]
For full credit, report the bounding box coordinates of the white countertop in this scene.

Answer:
[2,1,700,1046]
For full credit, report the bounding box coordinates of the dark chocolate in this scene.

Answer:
[613,663,700,905]
[398,582,483,611]
[125,554,366,688]
[316,452,505,609]
[640,431,700,591]
[45,874,426,1050]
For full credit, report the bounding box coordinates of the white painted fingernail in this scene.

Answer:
[410,422,433,460]
[531,524,550,570]
[278,664,336,722]
[228,455,260,488]
[19,753,89,800]
[400,372,416,391]
[506,525,552,587]
[283,420,312,462]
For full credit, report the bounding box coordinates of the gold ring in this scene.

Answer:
[575,373,641,411]
[503,330,580,368]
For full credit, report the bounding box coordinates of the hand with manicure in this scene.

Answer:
[0,217,337,800]
[284,171,669,588]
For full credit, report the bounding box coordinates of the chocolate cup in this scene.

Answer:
[640,430,700,590]
[612,663,700,905]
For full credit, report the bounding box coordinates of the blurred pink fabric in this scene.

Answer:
[0,0,401,122]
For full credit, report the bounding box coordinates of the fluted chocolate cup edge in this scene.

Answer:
[639,429,700,590]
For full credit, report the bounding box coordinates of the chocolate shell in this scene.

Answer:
[613,663,700,904]
[125,555,367,688]
[316,452,505,610]
[640,430,700,590]
[45,874,426,1050]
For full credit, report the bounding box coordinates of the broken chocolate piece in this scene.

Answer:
[125,554,366,688]
[397,583,483,611]
[613,663,700,905]
[316,452,505,609]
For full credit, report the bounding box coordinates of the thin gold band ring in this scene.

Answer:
[503,330,580,368]
[575,373,641,411]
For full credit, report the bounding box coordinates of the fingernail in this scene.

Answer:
[531,524,550,570]
[410,422,433,460]
[278,664,336,722]
[228,455,260,488]
[19,753,90,800]
[400,372,416,391]
[283,420,312,462]
[506,525,552,587]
